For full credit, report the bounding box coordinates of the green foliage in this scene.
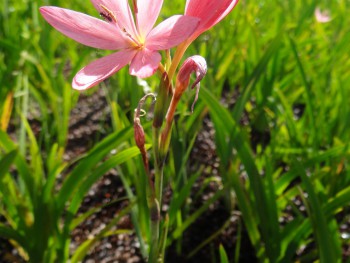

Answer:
[0,127,140,262]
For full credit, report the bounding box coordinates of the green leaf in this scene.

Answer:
[0,149,18,180]
[56,126,133,214]
[171,189,224,240]
[168,169,202,226]
[0,131,35,202]
[232,32,282,122]
[68,145,151,219]
[0,224,27,250]
[70,197,129,231]
[219,244,229,263]
[295,160,341,262]
[70,203,133,263]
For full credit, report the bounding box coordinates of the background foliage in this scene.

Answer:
[1,0,350,262]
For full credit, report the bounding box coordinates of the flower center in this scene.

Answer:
[121,28,144,49]
[99,4,144,50]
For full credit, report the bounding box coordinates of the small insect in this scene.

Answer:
[100,12,113,22]
[99,4,117,23]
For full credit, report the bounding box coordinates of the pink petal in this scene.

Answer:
[40,6,129,50]
[90,0,138,37]
[146,15,200,50]
[73,50,136,90]
[185,0,239,40]
[211,0,239,27]
[129,49,161,78]
[135,0,163,38]
[315,7,332,23]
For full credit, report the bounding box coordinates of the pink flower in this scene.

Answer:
[185,0,239,41]
[40,0,200,90]
[315,7,332,23]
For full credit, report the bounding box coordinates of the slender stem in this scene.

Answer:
[158,62,167,76]
[165,49,171,71]
[152,128,160,200]
[167,41,191,81]
[148,197,160,263]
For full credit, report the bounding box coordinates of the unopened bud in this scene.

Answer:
[134,93,156,175]
[134,117,145,150]
[175,55,207,111]
[134,93,156,149]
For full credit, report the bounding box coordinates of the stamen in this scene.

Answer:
[121,28,142,48]
[99,4,117,23]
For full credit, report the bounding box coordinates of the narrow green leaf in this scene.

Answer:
[68,145,151,217]
[232,32,282,122]
[70,197,128,231]
[168,170,202,226]
[295,160,341,262]
[0,149,18,180]
[219,244,229,263]
[289,37,316,146]
[0,224,27,250]
[0,131,35,201]
[70,203,133,263]
[172,189,224,240]
[56,126,133,213]
[324,185,350,216]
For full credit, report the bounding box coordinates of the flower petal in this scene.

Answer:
[90,0,138,37]
[129,49,161,78]
[146,15,200,50]
[73,50,136,90]
[40,6,128,50]
[211,0,239,27]
[185,0,239,40]
[136,0,163,38]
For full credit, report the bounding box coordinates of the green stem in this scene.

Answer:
[152,128,161,202]
[167,41,191,81]
[149,126,162,263]
[148,64,173,263]
[148,198,160,263]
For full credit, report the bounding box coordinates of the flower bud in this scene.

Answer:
[134,117,145,150]
[176,55,207,111]
[133,93,156,170]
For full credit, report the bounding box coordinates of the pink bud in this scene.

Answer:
[176,55,207,111]
[134,117,145,150]
[133,93,156,150]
